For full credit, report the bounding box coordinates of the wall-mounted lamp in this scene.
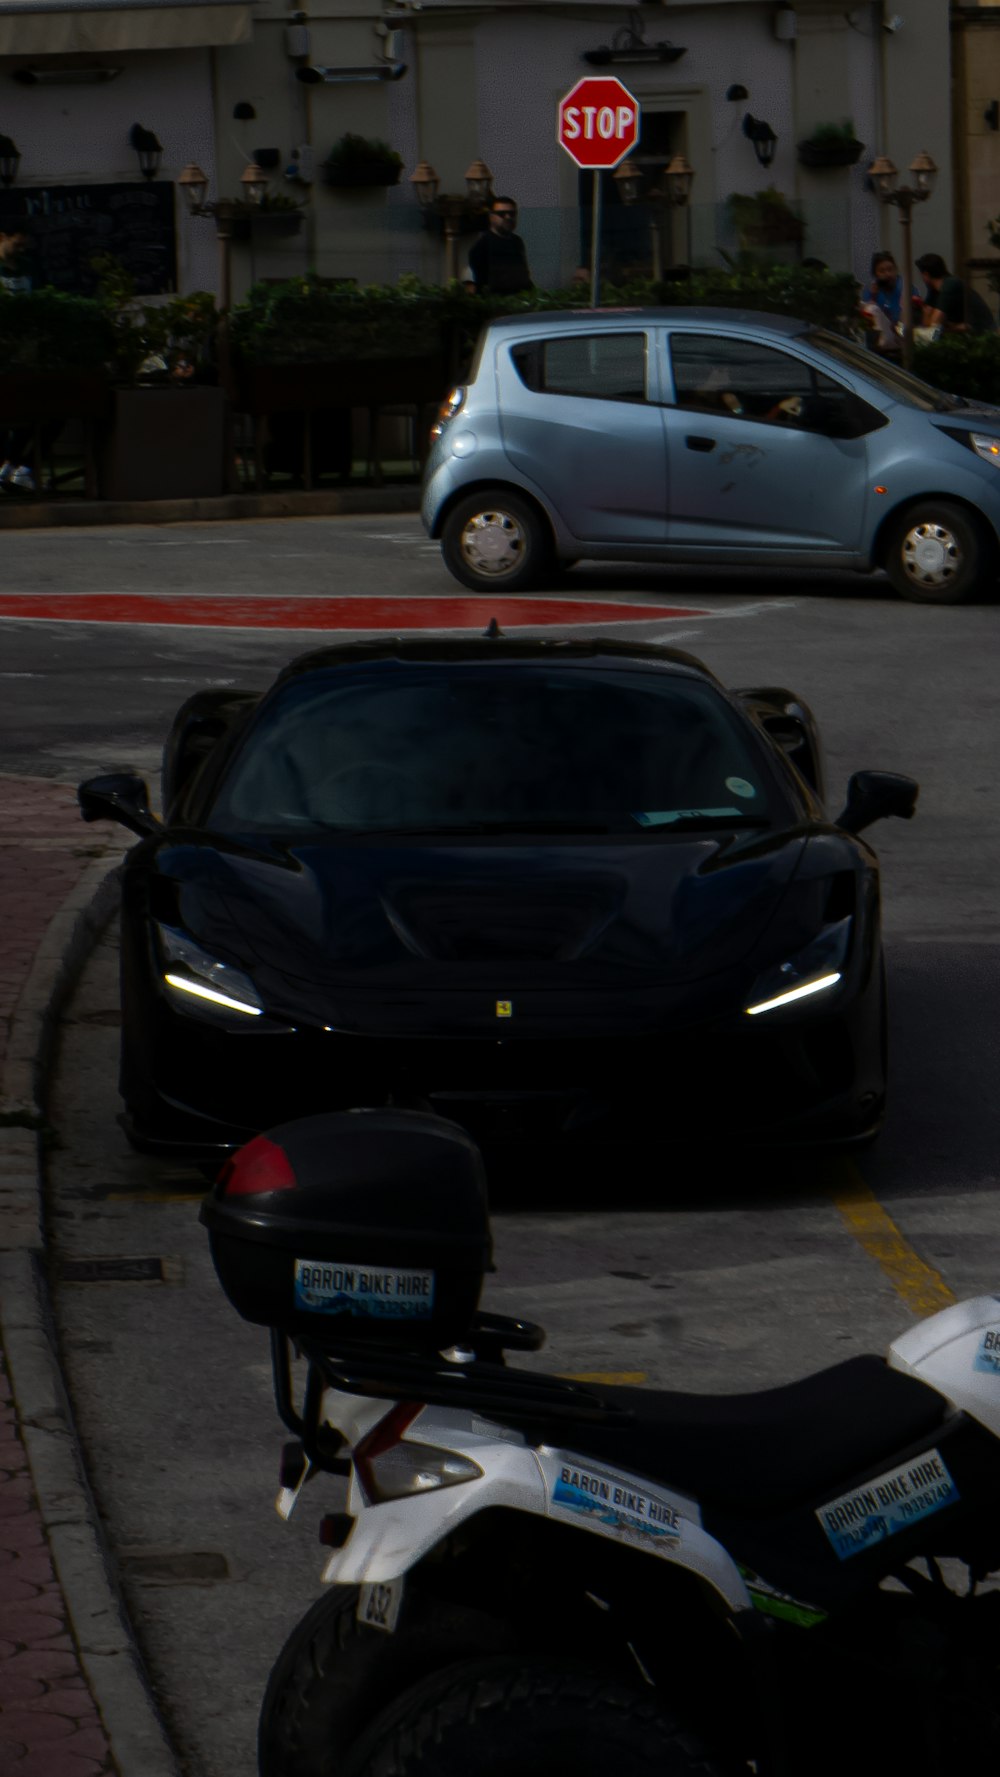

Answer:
[295,62,406,85]
[0,133,20,187]
[985,99,1000,132]
[725,84,749,102]
[252,148,281,171]
[233,102,256,121]
[129,123,163,181]
[743,114,778,168]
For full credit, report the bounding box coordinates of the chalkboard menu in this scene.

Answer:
[0,182,177,295]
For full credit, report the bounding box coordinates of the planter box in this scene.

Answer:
[797,138,864,170]
[232,211,305,241]
[322,167,401,189]
[98,387,228,500]
[0,372,111,425]
[234,357,450,415]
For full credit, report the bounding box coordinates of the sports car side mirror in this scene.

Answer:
[836,770,918,836]
[78,773,160,838]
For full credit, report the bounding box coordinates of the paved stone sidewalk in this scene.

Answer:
[0,773,156,1777]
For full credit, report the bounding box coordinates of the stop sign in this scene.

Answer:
[557,76,640,170]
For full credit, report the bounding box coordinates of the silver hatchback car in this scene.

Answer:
[422,307,1000,604]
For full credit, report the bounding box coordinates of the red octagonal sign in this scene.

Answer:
[558,76,640,170]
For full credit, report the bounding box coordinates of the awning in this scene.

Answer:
[0,0,252,55]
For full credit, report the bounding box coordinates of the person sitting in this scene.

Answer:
[916,253,996,334]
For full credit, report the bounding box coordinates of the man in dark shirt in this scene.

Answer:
[468,196,533,295]
[915,253,996,334]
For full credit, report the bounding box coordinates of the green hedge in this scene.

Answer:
[228,266,862,368]
[0,288,116,372]
[912,332,1000,406]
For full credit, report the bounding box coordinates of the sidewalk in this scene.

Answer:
[0,774,178,1777]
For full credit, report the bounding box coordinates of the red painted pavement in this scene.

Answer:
[0,593,705,631]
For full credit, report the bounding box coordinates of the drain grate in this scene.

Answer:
[119,1550,230,1586]
[57,1256,165,1283]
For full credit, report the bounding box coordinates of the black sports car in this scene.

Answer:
[79,635,917,1162]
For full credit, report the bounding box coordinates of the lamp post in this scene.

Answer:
[613,152,695,281]
[409,158,495,282]
[178,160,268,315]
[868,150,938,370]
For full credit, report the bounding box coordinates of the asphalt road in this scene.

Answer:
[6,512,999,1776]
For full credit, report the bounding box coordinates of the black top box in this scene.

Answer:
[200,1108,492,1350]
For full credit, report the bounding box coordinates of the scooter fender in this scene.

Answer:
[321,1404,751,1615]
[889,1294,1000,1437]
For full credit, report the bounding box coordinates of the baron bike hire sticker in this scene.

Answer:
[817,1448,959,1561]
[550,1462,684,1548]
[974,1328,1000,1375]
[293,1260,435,1319]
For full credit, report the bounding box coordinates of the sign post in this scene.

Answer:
[557,77,640,307]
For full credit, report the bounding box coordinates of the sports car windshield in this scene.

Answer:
[207,663,786,838]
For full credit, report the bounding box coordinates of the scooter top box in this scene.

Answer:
[200,1108,492,1348]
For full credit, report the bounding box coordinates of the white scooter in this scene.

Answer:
[202,1109,1000,1777]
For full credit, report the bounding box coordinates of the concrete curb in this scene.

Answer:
[0,485,422,530]
[0,850,185,1777]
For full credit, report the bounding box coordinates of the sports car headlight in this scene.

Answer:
[971,433,1000,467]
[745,917,852,1017]
[156,923,263,1017]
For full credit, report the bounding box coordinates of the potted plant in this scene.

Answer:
[797,120,864,170]
[726,186,805,250]
[322,134,404,190]
[231,192,306,240]
[89,256,229,501]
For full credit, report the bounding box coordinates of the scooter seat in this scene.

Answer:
[556,1356,949,1514]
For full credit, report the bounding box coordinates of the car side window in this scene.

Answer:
[511,332,647,403]
[667,334,865,433]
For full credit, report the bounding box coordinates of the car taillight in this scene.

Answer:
[354,1402,483,1504]
[430,386,466,439]
[218,1134,297,1195]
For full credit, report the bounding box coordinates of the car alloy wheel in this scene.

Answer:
[441,489,550,592]
[884,499,988,604]
[900,521,960,590]
[460,508,527,579]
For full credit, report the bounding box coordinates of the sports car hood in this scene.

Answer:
[169,831,808,993]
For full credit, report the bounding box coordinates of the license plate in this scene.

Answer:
[357,1578,404,1634]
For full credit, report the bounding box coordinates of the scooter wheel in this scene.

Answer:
[340,1655,728,1777]
[259,1586,514,1777]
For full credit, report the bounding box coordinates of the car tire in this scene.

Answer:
[341,1656,726,1777]
[882,501,993,604]
[441,491,552,592]
[259,1586,513,1777]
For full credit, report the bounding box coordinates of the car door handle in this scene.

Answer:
[685,435,716,453]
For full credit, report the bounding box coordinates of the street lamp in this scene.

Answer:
[0,134,20,187]
[613,152,695,281]
[869,149,938,369]
[410,158,495,282]
[178,159,271,312]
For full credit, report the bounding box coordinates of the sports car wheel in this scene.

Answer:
[441,491,551,593]
[883,501,991,604]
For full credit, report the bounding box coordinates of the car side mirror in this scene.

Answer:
[78,773,160,838]
[835,770,918,836]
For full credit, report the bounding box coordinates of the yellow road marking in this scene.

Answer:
[829,1160,955,1316]
[562,1371,646,1385]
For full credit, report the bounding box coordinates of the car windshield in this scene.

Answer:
[206,663,785,838]
[805,329,968,412]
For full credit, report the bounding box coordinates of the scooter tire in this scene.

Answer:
[340,1655,728,1777]
[258,1586,513,1777]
